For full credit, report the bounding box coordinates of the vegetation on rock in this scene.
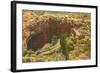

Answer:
[22,10,91,62]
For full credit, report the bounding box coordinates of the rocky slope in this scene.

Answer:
[22,10,91,62]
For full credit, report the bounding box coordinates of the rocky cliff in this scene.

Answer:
[22,10,91,62]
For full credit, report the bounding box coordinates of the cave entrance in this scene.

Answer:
[27,32,46,52]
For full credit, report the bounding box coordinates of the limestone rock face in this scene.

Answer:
[22,13,72,51]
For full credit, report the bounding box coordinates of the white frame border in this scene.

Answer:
[16,3,96,70]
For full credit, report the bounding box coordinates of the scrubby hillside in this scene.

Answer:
[22,10,91,62]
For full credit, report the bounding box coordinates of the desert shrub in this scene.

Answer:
[23,49,34,57]
[22,50,27,56]
[24,58,31,62]
[60,33,70,60]
[36,58,44,62]
[79,35,85,40]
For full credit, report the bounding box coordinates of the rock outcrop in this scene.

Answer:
[22,10,90,52]
[26,16,72,51]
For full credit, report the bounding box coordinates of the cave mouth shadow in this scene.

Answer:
[26,32,48,52]
[26,33,59,52]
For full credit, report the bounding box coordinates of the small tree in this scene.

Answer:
[60,33,69,60]
[60,33,73,60]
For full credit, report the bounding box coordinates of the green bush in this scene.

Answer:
[60,33,70,60]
